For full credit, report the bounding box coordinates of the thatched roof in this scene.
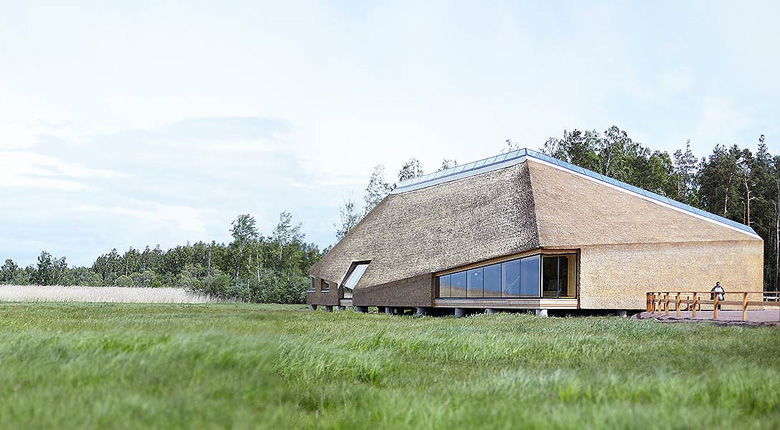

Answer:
[309,149,761,289]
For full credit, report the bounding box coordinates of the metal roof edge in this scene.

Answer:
[391,147,759,239]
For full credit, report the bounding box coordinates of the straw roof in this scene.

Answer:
[309,150,761,290]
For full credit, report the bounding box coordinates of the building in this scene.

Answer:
[307,148,763,315]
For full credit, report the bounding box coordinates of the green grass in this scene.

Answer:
[0,303,778,429]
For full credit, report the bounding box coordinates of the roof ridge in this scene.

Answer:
[391,148,759,238]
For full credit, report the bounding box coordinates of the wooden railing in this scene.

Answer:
[645,291,780,321]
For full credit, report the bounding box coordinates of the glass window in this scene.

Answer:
[483,264,502,298]
[542,257,558,298]
[342,262,369,299]
[437,253,575,300]
[467,268,484,297]
[502,260,520,297]
[308,277,316,292]
[450,271,467,297]
[520,255,541,296]
[563,254,577,298]
[320,279,330,292]
[438,274,451,298]
[542,255,576,298]
[344,263,369,290]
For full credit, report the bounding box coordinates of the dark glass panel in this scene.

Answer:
[483,264,502,298]
[559,257,568,298]
[502,259,520,297]
[562,255,577,298]
[438,274,451,298]
[467,267,484,298]
[520,255,541,296]
[542,256,559,298]
[450,271,467,297]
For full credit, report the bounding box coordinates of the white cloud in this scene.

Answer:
[1,0,780,266]
[0,151,121,191]
[74,202,210,233]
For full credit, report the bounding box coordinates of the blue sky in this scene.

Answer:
[1,0,779,266]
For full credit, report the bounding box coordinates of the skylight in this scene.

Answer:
[343,262,369,291]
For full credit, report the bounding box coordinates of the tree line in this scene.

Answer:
[336,126,779,292]
[0,211,323,303]
[2,125,778,299]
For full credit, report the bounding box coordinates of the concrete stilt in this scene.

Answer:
[384,306,394,315]
[416,307,426,316]
[355,306,367,313]
[616,310,628,317]
[455,308,467,318]
[337,306,346,311]
[535,309,548,317]
[324,305,333,312]
[309,304,317,311]
[486,308,497,314]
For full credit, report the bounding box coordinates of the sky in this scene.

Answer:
[1,0,779,266]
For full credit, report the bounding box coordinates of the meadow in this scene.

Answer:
[0,303,778,429]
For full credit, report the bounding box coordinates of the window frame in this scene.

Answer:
[340,260,371,299]
[541,254,578,299]
[435,250,578,300]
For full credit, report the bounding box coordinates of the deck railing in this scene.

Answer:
[645,291,780,321]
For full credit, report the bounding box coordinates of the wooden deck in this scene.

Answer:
[646,291,780,322]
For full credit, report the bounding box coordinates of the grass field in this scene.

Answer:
[0,303,778,429]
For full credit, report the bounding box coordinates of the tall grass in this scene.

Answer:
[0,303,777,429]
[0,285,216,303]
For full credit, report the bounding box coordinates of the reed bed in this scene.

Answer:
[0,285,216,303]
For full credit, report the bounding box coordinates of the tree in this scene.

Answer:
[335,195,361,241]
[271,211,304,279]
[34,251,67,285]
[672,140,699,204]
[230,214,258,282]
[541,129,600,171]
[364,165,393,214]
[699,145,741,217]
[397,158,424,182]
[501,139,521,154]
[438,159,458,171]
[0,259,19,283]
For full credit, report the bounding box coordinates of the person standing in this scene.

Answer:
[711,281,725,310]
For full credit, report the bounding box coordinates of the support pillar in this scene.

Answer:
[616,310,628,317]
[337,306,346,311]
[416,307,426,316]
[309,304,317,311]
[355,306,367,313]
[455,308,467,318]
[486,308,497,315]
[324,305,333,312]
[384,306,394,315]
[535,309,548,317]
